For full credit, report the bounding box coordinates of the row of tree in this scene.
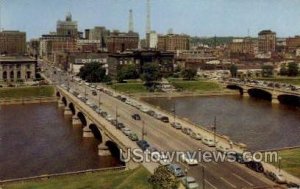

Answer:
[78,62,198,84]
[229,62,299,78]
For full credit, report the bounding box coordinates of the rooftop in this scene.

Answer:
[0,55,36,62]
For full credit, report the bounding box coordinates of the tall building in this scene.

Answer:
[56,13,78,37]
[85,26,110,49]
[286,36,300,52]
[258,30,276,54]
[146,31,158,49]
[157,34,190,51]
[106,31,139,53]
[227,38,255,55]
[0,30,26,55]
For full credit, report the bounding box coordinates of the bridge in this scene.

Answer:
[226,82,300,106]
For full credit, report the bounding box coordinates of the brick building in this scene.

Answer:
[258,30,276,54]
[106,31,139,53]
[157,34,190,51]
[0,31,26,55]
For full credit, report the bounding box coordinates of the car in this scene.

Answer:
[202,137,216,147]
[182,127,193,135]
[96,86,102,91]
[147,110,156,117]
[167,164,185,177]
[90,84,96,89]
[116,122,125,130]
[227,152,245,163]
[245,160,264,173]
[216,145,230,154]
[179,153,198,165]
[190,132,202,140]
[287,182,300,189]
[106,115,114,122]
[95,108,101,114]
[181,176,200,189]
[136,140,150,151]
[121,127,132,136]
[92,90,97,96]
[155,113,163,120]
[160,116,169,123]
[132,114,141,120]
[159,154,171,166]
[140,106,150,113]
[110,119,117,126]
[264,171,287,184]
[128,133,139,141]
[100,111,108,118]
[171,122,182,129]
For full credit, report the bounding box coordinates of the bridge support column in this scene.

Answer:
[272,98,280,104]
[72,115,81,126]
[64,107,72,116]
[83,126,94,138]
[98,142,111,156]
[58,100,64,108]
[242,92,250,97]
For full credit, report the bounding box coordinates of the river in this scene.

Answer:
[143,95,300,151]
[0,103,121,180]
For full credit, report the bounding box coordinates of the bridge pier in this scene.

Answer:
[272,98,280,104]
[64,107,72,116]
[98,143,111,156]
[72,115,81,126]
[83,126,94,138]
[58,100,64,108]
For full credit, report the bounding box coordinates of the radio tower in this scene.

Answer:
[0,0,2,32]
[146,0,151,34]
[128,9,134,32]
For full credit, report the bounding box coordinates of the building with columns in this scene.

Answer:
[0,56,36,82]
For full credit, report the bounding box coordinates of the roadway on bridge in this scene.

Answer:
[42,63,275,189]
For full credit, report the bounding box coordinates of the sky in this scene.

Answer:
[1,0,300,39]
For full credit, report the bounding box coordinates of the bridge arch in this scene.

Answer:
[226,84,244,95]
[61,96,67,106]
[68,102,76,115]
[89,124,103,142]
[105,140,123,162]
[247,88,272,101]
[77,112,87,126]
[278,94,300,107]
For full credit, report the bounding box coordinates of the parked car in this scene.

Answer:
[160,116,169,123]
[182,128,193,135]
[100,111,108,118]
[121,127,131,136]
[264,171,287,184]
[190,132,202,140]
[181,176,200,189]
[111,119,117,126]
[128,133,139,141]
[245,160,264,173]
[147,110,156,117]
[287,182,300,189]
[92,90,97,96]
[106,115,114,122]
[159,154,171,166]
[216,145,230,154]
[180,153,198,166]
[132,114,141,120]
[136,140,150,151]
[228,152,245,164]
[95,108,101,114]
[116,122,125,130]
[202,137,216,147]
[167,164,185,177]
[171,122,182,129]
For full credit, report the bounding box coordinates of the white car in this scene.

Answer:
[159,154,171,166]
[180,153,198,165]
[216,145,230,154]
[202,137,216,147]
[106,115,114,122]
[121,127,131,136]
[140,107,150,113]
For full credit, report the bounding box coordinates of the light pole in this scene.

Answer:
[212,116,217,145]
[115,106,120,127]
[98,92,101,107]
[278,156,282,173]
[185,168,188,188]
[142,120,146,140]
[171,101,176,123]
[201,165,205,189]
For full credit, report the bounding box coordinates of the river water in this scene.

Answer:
[0,103,120,180]
[143,95,300,151]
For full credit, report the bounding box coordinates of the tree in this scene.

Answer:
[148,166,179,189]
[287,62,299,76]
[279,64,288,76]
[141,63,162,85]
[229,64,238,78]
[181,68,197,80]
[78,62,111,82]
[117,64,139,82]
[261,65,274,77]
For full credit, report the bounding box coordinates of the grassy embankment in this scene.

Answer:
[108,80,148,94]
[2,166,152,189]
[0,86,54,99]
[258,77,300,86]
[168,78,222,93]
[270,148,300,178]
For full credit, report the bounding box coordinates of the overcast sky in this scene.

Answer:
[1,0,300,39]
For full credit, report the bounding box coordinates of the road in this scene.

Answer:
[41,61,277,189]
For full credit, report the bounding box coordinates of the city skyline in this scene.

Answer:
[1,0,300,39]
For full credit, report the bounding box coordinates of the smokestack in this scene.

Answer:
[146,0,151,34]
[128,9,134,32]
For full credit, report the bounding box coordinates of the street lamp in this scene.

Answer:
[142,120,146,140]
[115,106,120,127]
[212,116,217,145]
[185,168,188,188]
[171,101,176,123]
[201,165,205,189]
[98,92,101,107]
[278,156,282,173]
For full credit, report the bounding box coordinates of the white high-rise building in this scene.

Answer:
[146,31,158,49]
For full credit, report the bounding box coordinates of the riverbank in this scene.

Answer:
[0,86,54,98]
[258,77,300,86]
[1,166,151,189]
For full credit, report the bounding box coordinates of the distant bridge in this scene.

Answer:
[226,82,300,107]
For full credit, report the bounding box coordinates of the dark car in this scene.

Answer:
[111,119,118,126]
[116,122,125,130]
[182,127,193,135]
[245,160,264,173]
[92,90,97,96]
[136,140,150,151]
[160,116,169,123]
[132,114,141,120]
[147,110,155,117]
[100,111,108,118]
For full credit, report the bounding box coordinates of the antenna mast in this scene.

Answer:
[146,0,151,34]
[129,9,134,32]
